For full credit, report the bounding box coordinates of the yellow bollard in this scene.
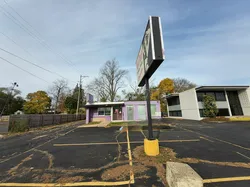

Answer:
[144,138,159,156]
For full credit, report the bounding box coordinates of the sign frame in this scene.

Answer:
[136,16,165,87]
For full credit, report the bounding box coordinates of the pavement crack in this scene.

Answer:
[8,154,33,175]
[33,149,54,169]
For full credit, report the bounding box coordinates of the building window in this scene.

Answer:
[215,92,226,101]
[197,91,226,102]
[199,108,229,117]
[98,107,111,116]
[169,110,182,117]
[197,92,205,102]
[151,104,156,116]
[168,97,180,106]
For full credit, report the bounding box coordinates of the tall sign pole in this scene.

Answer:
[145,77,153,140]
[135,16,165,156]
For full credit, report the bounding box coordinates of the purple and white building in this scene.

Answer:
[85,94,161,124]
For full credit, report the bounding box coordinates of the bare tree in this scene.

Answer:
[48,79,69,113]
[173,78,196,93]
[87,59,128,102]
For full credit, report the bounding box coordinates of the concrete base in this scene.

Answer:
[166,162,203,187]
[144,139,159,156]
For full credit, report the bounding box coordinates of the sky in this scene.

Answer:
[0,0,250,97]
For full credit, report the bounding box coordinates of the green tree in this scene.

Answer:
[0,87,24,115]
[203,95,218,118]
[64,96,77,114]
[23,91,51,114]
[64,84,86,114]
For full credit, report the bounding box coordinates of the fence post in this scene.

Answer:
[40,115,43,127]
[52,115,54,126]
[60,115,62,124]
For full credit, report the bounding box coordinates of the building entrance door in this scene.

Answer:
[227,91,243,116]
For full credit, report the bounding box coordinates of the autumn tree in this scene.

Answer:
[23,91,51,114]
[173,78,196,93]
[48,79,69,113]
[151,78,174,112]
[87,59,128,102]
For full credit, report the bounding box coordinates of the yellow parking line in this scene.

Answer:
[200,136,214,142]
[236,152,250,160]
[0,181,132,186]
[126,128,135,184]
[53,139,200,147]
[203,176,250,183]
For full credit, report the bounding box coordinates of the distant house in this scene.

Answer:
[85,94,161,124]
[14,110,24,115]
[166,86,250,120]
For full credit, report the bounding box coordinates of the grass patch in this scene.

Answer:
[108,121,146,126]
[87,121,101,125]
[8,119,29,133]
[201,117,230,122]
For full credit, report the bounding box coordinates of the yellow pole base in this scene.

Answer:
[144,138,160,156]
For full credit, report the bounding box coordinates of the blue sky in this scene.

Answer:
[0,0,250,97]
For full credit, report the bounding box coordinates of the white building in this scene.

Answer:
[166,86,250,120]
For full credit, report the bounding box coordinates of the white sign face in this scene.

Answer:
[136,23,151,84]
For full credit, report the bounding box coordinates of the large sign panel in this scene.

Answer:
[136,16,165,87]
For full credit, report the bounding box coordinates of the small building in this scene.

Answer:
[14,110,24,115]
[85,94,161,124]
[166,86,250,120]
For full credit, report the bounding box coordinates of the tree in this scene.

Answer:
[23,91,51,114]
[87,59,128,101]
[150,78,174,112]
[0,87,24,115]
[64,84,86,114]
[48,79,69,113]
[64,96,77,114]
[173,78,196,93]
[122,81,145,101]
[203,95,218,118]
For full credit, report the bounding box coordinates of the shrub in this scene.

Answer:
[203,95,218,118]
[8,119,29,133]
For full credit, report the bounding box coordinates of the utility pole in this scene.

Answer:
[0,82,18,116]
[76,75,88,118]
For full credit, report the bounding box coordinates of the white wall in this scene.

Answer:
[168,105,181,111]
[198,101,229,109]
[238,88,250,116]
[179,88,200,120]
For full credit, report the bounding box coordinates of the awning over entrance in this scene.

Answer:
[196,86,249,91]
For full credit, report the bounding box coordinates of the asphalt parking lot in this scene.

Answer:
[0,119,250,186]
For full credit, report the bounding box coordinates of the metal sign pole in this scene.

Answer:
[145,77,154,140]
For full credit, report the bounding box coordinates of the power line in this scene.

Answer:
[0,3,80,73]
[0,56,50,83]
[0,42,76,83]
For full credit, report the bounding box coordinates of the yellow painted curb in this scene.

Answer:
[229,117,250,121]
[0,181,132,186]
[144,139,159,156]
[203,176,250,183]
